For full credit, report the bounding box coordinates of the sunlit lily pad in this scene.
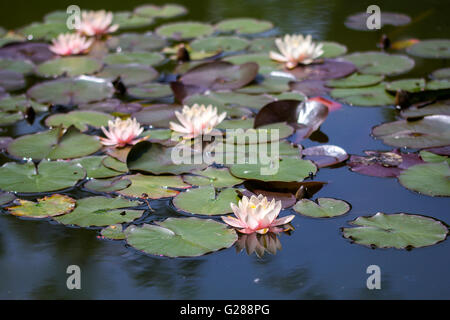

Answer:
[344,12,411,31]
[0,160,85,193]
[102,156,128,172]
[248,38,276,52]
[127,83,172,99]
[54,196,144,227]
[84,176,131,193]
[294,198,350,218]
[156,22,214,40]
[301,145,348,168]
[134,4,187,18]
[45,111,113,131]
[96,64,159,86]
[190,36,249,52]
[103,52,165,66]
[406,39,450,59]
[70,156,123,179]
[7,126,102,160]
[117,174,189,199]
[7,194,75,218]
[326,73,384,88]
[342,212,448,249]
[0,191,16,206]
[372,115,450,148]
[0,57,34,75]
[36,57,103,78]
[100,224,126,240]
[341,52,414,76]
[125,217,238,257]
[184,167,243,188]
[107,33,167,52]
[230,158,317,182]
[398,162,450,196]
[215,18,273,35]
[173,186,239,216]
[27,77,114,105]
[127,142,208,175]
[331,84,395,106]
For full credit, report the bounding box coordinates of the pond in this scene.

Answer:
[0,0,449,299]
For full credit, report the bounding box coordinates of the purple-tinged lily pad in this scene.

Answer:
[287,59,356,81]
[0,70,25,91]
[345,12,411,31]
[289,80,330,97]
[0,42,54,64]
[302,145,348,168]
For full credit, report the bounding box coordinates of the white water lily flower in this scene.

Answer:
[270,34,324,69]
[78,10,119,36]
[99,117,146,148]
[49,33,93,56]
[170,104,226,139]
[222,195,295,234]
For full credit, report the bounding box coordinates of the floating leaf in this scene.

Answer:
[419,150,450,165]
[100,224,126,240]
[215,18,273,35]
[127,83,172,99]
[0,160,85,193]
[431,68,450,80]
[184,167,243,188]
[190,36,249,52]
[342,212,448,249]
[102,156,128,172]
[230,158,317,182]
[238,75,291,94]
[19,22,67,41]
[7,127,102,160]
[134,4,187,18]
[294,198,350,218]
[70,156,123,179]
[0,70,25,91]
[302,145,348,168]
[287,59,357,80]
[331,83,395,106]
[321,41,348,58]
[289,80,330,97]
[398,162,450,196]
[27,77,114,105]
[156,22,214,40]
[117,174,189,199]
[84,177,131,193]
[400,99,450,118]
[96,64,159,86]
[103,52,165,66]
[132,104,181,127]
[372,115,450,148]
[0,191,16,206]
[36,57,103,78]
[345,12,411,31]
[107,33,167,52]
[125,217,237,257]
[224,53,280,74]
[184,91,271,112]
[54,196,144,227]
[0,57,34,75]
[406,39,450,59]
[173,186,239,215]
[386,78,426,93]
[0,42,54,64]
[7,194,75,218]
[112,12,154,30]
[341,52,414,76]
[79,99,142,114]
[0,94,47,112]
[326,73,383,88]
[45,111,113,131]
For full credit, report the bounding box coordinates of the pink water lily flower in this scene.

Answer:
[78,10,119,36]
[170,104,226,139]
[270,34,324,69]
[222,195,295,234]
[100,118,146,148]
[49,33,94,56]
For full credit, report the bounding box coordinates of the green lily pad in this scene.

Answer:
[100,224,126,240]
[0,94,47,112]
[173,186,239,216]
[215,18,273,35]
[103,52,165,66]
[426,80,450,90]
[184,91,273,111]
[398,162,450,196]
[327,73,384,88]
[102,156,128,172]
[385,78,426,93]
[7,194,76,218]
[107,33,167,52]
[331,83,395,106]
[54,196,144,227]
[19,22,67,41]
[237,75,291,94]
[0,112,23,126]
[112,12,154,30]
[134,4,187,18]
[248,37,276,52]
[420,150,450,165]
[184,167,244,188]
[372,115,450,148]
[36,57,103,78]
[225,53,280,74]
[125,217,238,257]
[0,57,34,75]
[156,22,214,40]
[0,191,16,206]
[96,64,159,86]
[407,39,450,59]
[84,176,131,193]
[321,41,348,58]
[0,160,85,193]
[70,156,123,179]
[117,174,189,199]
[127,142,208,175]
[27,77,115,105]
[190,36,249,52]
[341,52,415,76]
[230,157,317,182]
[431,68,450,80]
[342,212,448,249]
[43,10,69,23]
[127,83,172,99]
[400,99,450,118]
[293,198,350,218]
[45,111,113,131]
[7,126,102,160]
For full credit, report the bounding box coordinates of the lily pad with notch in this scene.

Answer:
[183,167,244,188]
[294,198,350,218]
[302,145,348,168]
[117,174,190,199]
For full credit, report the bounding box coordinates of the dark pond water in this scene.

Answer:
[0,0,449,299]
